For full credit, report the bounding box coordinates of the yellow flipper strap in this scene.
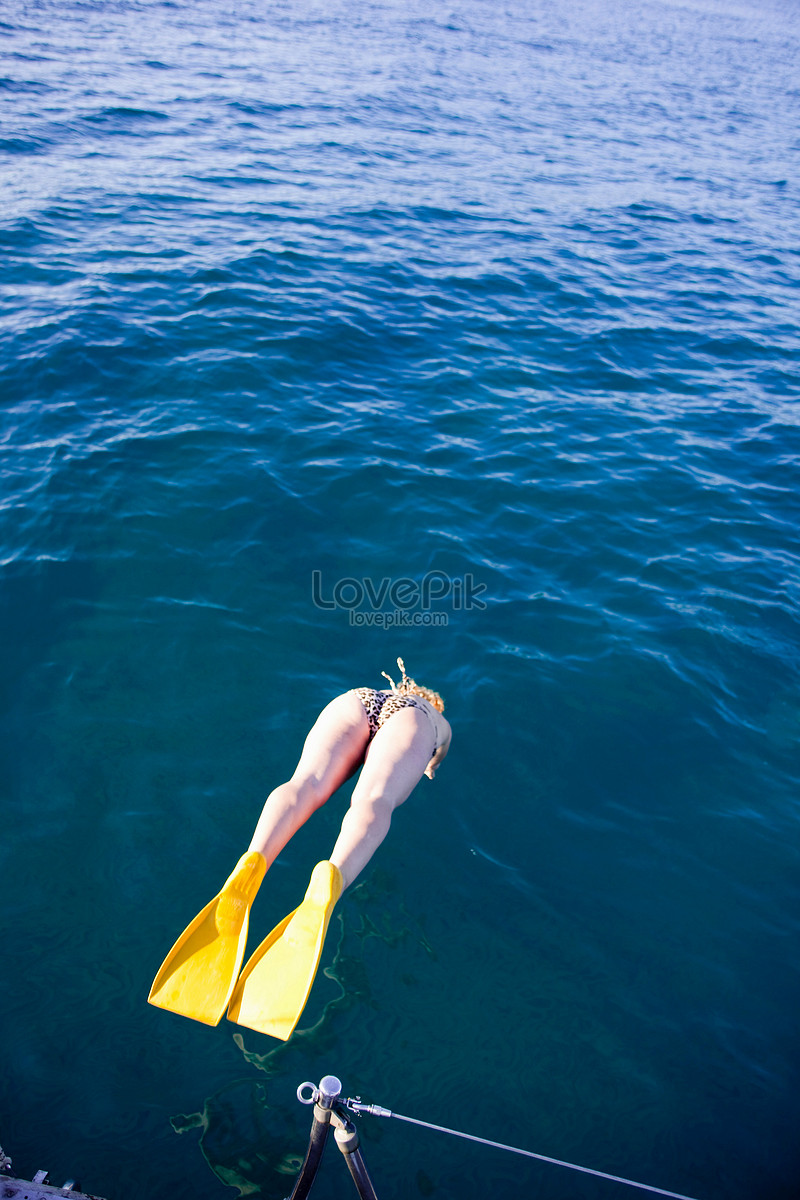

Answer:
[227,860,343,1041]
[148,850,267,1026]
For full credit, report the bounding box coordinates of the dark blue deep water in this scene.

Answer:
[2,1,799,1198]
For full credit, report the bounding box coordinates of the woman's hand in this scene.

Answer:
[423,722,451,779]
[424,754,440,780]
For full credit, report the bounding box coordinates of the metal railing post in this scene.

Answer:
[286,1076,342,1200]
[333,1113,379,1200]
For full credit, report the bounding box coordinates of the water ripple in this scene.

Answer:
[2,2,799,1199]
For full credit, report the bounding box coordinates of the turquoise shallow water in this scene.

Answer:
[2,1,799,1197]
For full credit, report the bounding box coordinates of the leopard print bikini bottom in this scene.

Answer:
[353,687,440,751]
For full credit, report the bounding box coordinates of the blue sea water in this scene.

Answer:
[1,0,799,1197]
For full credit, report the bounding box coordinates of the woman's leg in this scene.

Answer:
[247,692,369,869]
[329,706,435,888]
[224,703,435,1039]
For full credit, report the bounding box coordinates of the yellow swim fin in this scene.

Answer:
[148,850,267,1025]
[227,860,343,1041]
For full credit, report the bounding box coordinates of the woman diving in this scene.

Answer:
[149,658,452,1040]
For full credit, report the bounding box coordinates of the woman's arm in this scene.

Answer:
[424,718,452,779]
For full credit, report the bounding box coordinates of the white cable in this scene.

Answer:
[348,1102,702,1200]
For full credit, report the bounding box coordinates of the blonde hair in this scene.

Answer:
[381,656,445,713]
